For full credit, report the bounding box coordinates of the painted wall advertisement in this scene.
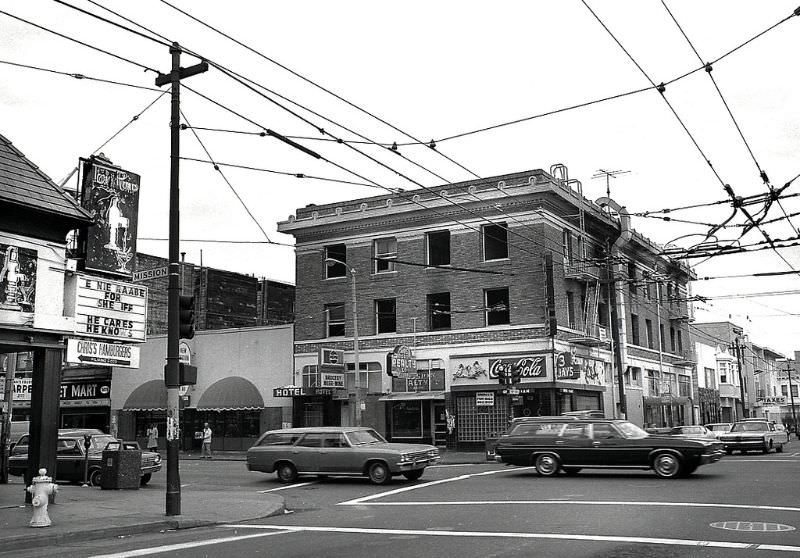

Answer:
[80,158,140,277]
[0,243,36,313]
[451,355,548,384]
[556,351,606,386]
[74,274,148,342]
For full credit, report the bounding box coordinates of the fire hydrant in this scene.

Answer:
[27,468,58,527]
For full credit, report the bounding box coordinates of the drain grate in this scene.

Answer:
[710,521,795,532]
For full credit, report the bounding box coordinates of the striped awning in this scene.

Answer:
[122,379,166,411]
[196,376,264,411]
[378,391,445,401]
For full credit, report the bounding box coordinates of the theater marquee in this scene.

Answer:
[73,274,147,342]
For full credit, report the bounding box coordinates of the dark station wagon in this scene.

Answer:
[246,426,440,484]
[495,417,724,479]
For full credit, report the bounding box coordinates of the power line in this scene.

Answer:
[0,59,161,91]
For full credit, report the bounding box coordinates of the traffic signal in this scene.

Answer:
[510,366,521,384]
[179,295,196,339]
[498,368,511,385]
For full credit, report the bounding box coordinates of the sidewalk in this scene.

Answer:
[0,478,284,552]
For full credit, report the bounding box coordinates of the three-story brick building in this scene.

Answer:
[278,165,694,449]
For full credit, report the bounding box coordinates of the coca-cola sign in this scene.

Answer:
[488,356,545,380]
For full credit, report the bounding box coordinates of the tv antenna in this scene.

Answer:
[592,169,630,198]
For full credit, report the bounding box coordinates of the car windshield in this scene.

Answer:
[614,421,650,439]
[90,435,118,452]
[708,425,729,431]
[731,422,768,432]
[346,429,387,445]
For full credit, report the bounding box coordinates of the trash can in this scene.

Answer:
[101,441,141,490]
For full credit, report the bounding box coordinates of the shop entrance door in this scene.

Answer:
[304,402,324,427]
[433,403,447,446]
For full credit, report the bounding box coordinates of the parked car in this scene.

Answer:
[705,423,733,439]
[561,410,605,419]
[8,429,162,486]
[246,426,440,485]
[668,425,717,441]
[494,417,724,479]
[718,420,784,454]
[774,424,790,443]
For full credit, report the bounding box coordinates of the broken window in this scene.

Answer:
[485,288,510,325]
[427,292,451,330]
[375,299,397,334]
[325,303,345,337]
[482,223,508,261]
[324,244,347,278]
[426,230,451,266]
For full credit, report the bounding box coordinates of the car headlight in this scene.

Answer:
[154,454,162,464]
[400,453,412,462]
[428,449,439,458]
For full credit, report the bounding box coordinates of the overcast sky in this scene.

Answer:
[2,1,799,355]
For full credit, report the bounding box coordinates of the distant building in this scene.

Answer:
[257,278,295,326]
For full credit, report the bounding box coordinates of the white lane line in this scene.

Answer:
[339,500,800,513]
[222,524,800,552]
[258,481,317,493]
[430,463,495,468]
[733,459,800,463]
[87,529,295,558]
[338,467,535,506]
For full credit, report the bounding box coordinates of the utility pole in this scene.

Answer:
[350,267,361,427]
[155,42,207,517]
[606,240,626,418]
[733,337,748,419]
[780,360,798,433]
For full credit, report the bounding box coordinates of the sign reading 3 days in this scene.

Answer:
[74,274,148,342]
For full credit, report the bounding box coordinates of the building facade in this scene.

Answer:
[277,166,694,449]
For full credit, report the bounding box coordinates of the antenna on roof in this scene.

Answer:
[591,169,631,199]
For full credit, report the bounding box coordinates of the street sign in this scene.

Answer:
[66,338,140,368]
[132,266,168,282]
[179,342,191,365]
[507,388,520,395]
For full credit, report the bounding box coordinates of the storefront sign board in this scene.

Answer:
[475,392,495,406]
[320,372,345,389]
[387,345,417,378]
[489,356,545,380]
[74,274,147,342]
[66,338,140,368]
[319,348,345,368]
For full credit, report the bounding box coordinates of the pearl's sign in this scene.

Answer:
[74,274,147,342]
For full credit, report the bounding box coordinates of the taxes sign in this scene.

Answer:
[66,338,140,368]
[74,274,147,342]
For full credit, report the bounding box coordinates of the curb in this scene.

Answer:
[0,501,286,552]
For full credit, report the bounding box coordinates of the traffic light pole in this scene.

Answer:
[155,42,207,517]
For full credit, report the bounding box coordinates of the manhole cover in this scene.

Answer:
[710,521,795,532]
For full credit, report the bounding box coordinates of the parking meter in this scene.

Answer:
[82,435,92,486]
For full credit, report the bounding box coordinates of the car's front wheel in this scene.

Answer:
[402,470,424,481]
[534,454,560,476]
[367,461,391,485]
[140,473,152,486]
[276,462,298,483]
[89,469,102,487]
[652,453,682,479]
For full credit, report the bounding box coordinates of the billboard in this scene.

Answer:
[0,243,37,313]
[80,158,140,277]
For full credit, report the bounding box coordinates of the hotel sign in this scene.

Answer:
[74,274,147,342]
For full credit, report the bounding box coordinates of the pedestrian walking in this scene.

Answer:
[146,423,159,452]
[201,422,213,459]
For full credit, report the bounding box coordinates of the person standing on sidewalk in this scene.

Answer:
[201,422,212,459]
[146,423,159,452]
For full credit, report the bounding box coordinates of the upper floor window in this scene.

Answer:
[719,361,729,383]
[670,327,676,353]
[426,230,450,266]
[677,330,683,353]
[375,298,397,334]
[427,292,451,330]
[485,287,510,325]
[373,237,397,273]
[630,313,640,346]
[482,223,508,261]
[562,229,573,264]
[659,324,665,350]
[566,291,576,328]
[645,319,654,349]
[325,303,345,337]
[324,244,347,278]
[628,262,636,295]
[704,367,716,388]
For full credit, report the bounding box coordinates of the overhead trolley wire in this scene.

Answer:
[0,59,161,91]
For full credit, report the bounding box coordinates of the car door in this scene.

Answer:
[587,423,631,466]
[554,423,592,465]
[55,439,84,482]
[318,433,354,473]
[291,432,323,473]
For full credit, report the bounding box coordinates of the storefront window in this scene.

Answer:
[392,360,444,392]
[346,362,382,392]
[391,401,423,438]
[456,394,510,442]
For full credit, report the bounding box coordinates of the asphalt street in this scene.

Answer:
[3,446,800,558]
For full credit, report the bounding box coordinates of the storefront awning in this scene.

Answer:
[122,379,166,411]
[378,391,445,401]
[196,376,264,411]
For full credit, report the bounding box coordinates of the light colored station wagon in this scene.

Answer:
[246,426,440,485]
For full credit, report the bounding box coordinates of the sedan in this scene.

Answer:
[669,425,717,441]
[705,423,733,439]
[246,426,440,485]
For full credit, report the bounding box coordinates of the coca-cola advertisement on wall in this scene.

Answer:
[488,356,546,380]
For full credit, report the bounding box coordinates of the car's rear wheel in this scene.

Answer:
[534,454,560,476]
[367,461,391,485]
[140,473,152,486]
[562,467,581,476]
[276,462,297,483]
[402,470,424,481]
[89,469,102,487]
[652,453,682,479]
